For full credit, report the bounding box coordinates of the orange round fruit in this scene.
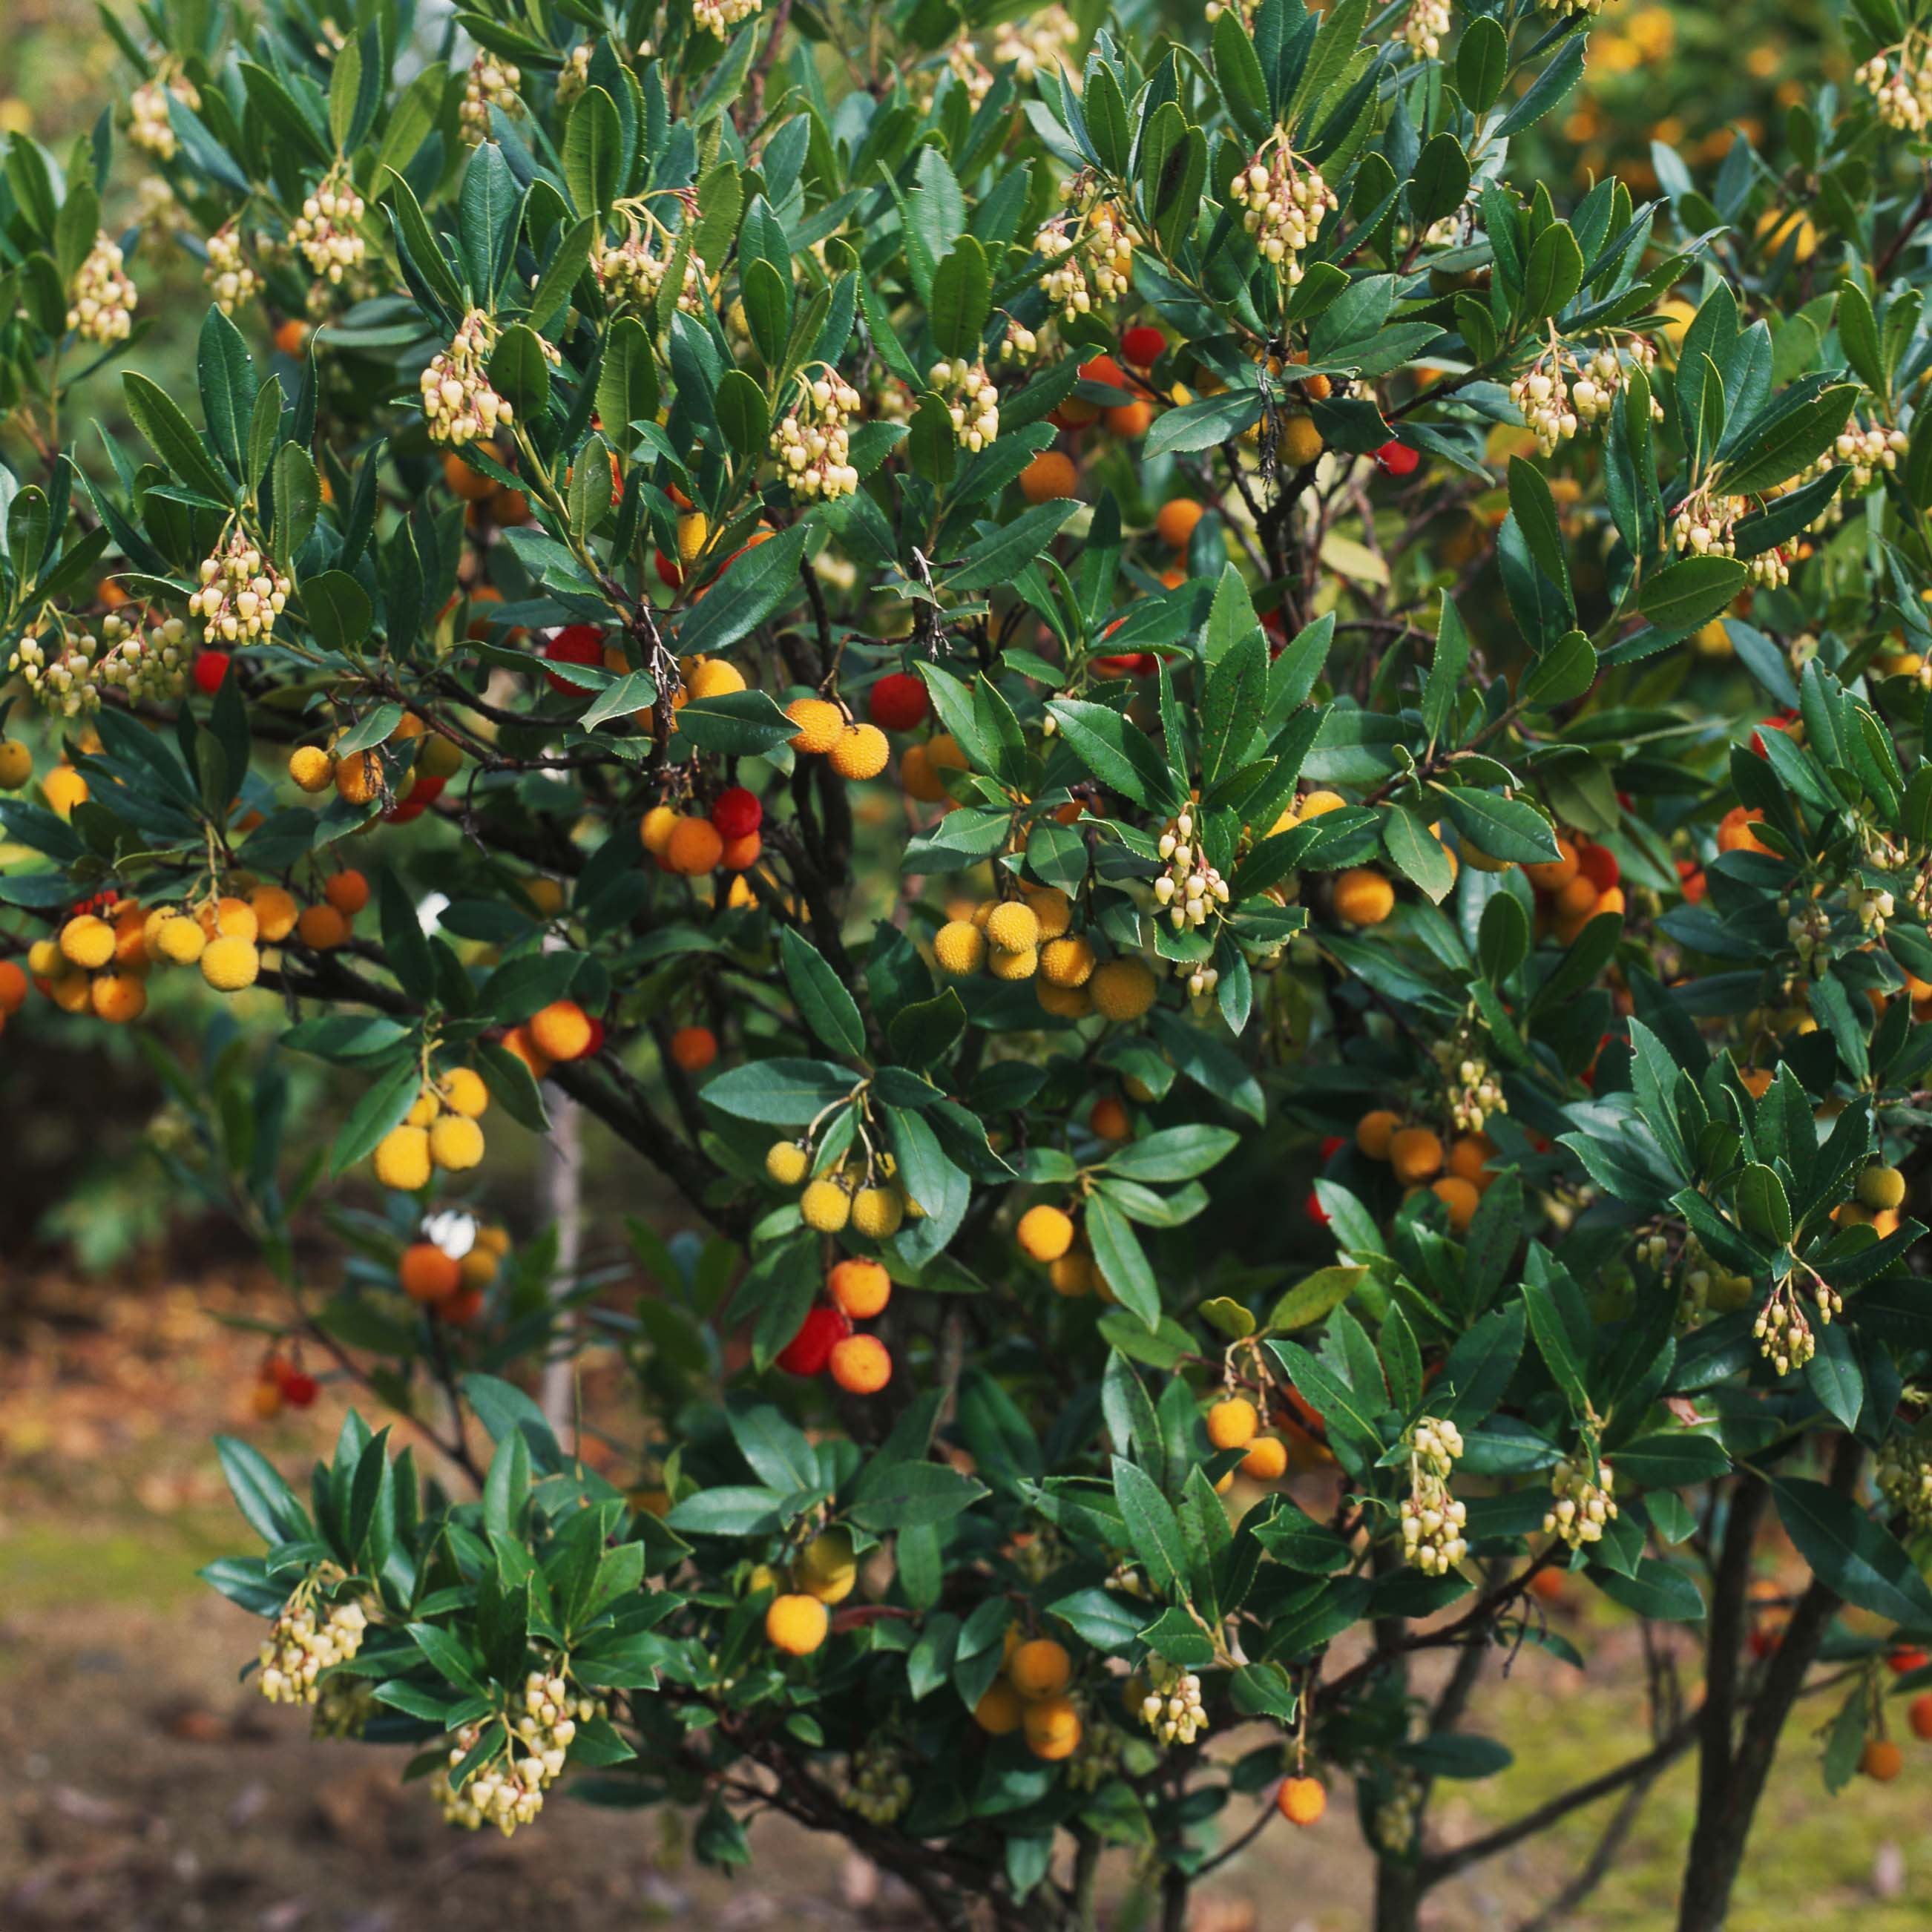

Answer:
[399,1242,461,1302]
[1019,451,1077,504]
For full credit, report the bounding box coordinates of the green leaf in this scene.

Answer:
[1721,383,1859,495]
[1433,787,1560,866]
[1103,1126,1240,1183]
[930,237,991,361]
[1522,630,1597,709]
[948,501,1077,593]
[702,1057,855,1125]
[1734,1163,1793,1245]
[489,325,553,419]
[849,1459,988,1531]
[1088,1195,1160,1330]
[1110,1456,1186,1594]
[714,369,769,459]
[1266,1264,1365,1333]
[1520,221,1583,321]
[780,929,867,1059]
[672,521,812,659]
[1382,806,1455,904]
[122,372,236,506]
[563,87,622,217]
[1456,16,1509,111]
[1772,1477,1932,1626]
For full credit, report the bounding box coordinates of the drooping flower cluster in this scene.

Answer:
[556,42,592,105]
[1856,45,1932,132]
[1753,1272,1837,1376]
[1431,1018,1508,1134]
[1833,419,1909,493]
[929,356,1000,451]
[991,5,1080,84]
[1138,1655,1208,1747]
[771,367,863,502]
[421,309,534,447]
[999,318,1039,365]
[1036,222,1094,323]
[257,1593,369,1705]
[843,1744,913,1824]
[1669,489,1746,560]
[1543,1454,1617,1550]
[1402,0,1452,59]
[129,71,196,158]
[695,0,760,33]
[1511,356,1577,456]
[1066,1718,1124,1793]
[460,55,522,141]
[67,233,138,344]
[1849,881,1896,938]
[1876,1437,1932,1535]
[98,611,192,703]
[1154,809,1231,932]
[203,227,258,315]
[1571,337,1659,425]
[1374,1767,1426,1856]
[9,622,101,716]
[919,39,993,110]
[188,530,292,644]
[312,1670,375,1741]
[1399,1417,1468,1577]
[1227,141,1338,285]
[435,1671,594,1837]
[595,230,709,318]
[292,170,368,285]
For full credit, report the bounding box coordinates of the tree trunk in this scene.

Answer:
[1375,1858,1423,1932]
[536,1086,583,1435]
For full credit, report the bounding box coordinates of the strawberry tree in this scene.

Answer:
[6,0,1932,1927]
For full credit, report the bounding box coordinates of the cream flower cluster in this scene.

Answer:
[556,42,591,105]
[596,231,709,316]
[129,73,196,158]
[98,612,192,704]
[68,234,138,344]
[1543,1455,1617,1550]
[1154,808,1231,931]
[999,318,1039,365]
[1402,0,1452,59]
[1834,421,1909,492]
[1400,1417,1468,1576]
[771,368,863,501]
[421,309,541,447]
[9,623,103,717]
[930,356,1000,450]
[1857,47,1932,131]
[694,0,760,33]
[258,1596,369,1706]
[1754,1275,1837,1376]
[312,1672,375,1741]
[1138,1655,1208,1747]
[1036,222,1094,323]
[992,5,1080,84]
[843,1744,913,1824]
[1876,1438,1932,1535]
[460,55,522,141]
[1228,144,1337,285]
[1067,1719,1123,1793]
[203,228,258,315]
[189,530,292,643]
[435,1671,596,1836]
[293,171,367,285]
[1511,360,1577,456]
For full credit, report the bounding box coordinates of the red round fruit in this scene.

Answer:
[383,798,428,824]
[544,625,605,695]
[711,786,763,840]
[654,550,683,588]
[582,1014,606,1057]
[194,651,231,694]
[279,1370,318,1407]
[1091,652,1155,677]
[1374,441,1421,478]
[407,775,447,806]
[1120,325,1167,369]
[1889,1647,1928,1675]
[868,672,930,732]
[1305,1189,1329,1226]
[775,1304,852,1376]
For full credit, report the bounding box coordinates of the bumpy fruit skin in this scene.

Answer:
[666,815,725,875]
[669,1024,718,1071]
[91,973,148,1023]
[400,1241,461,1301]
[1432,1175,1480,1233]
[1278,1776,1327,1826]
[1019,451,1077,505]
[685,657,746,700]
[1038,982,1092,1020]
[1009,1638,1071,1700]
[710,786,763,840]
[985,901,1041,954]
[373,1125,433,1192]
[974,1680,1025,1735]
[430,1114,485,1172]
[250,885,299,942]
[1090,957,1157,1021]
[1356,1108,1402,1160]
[868,673,930,732]
[530,999,594,1062]
[1333,867,1396,927]
[1278,415,1325,467]
[297,903,350,950]
[850,1186,905,1240]
[766,1593,829,1656]
[829,1333,892,1393]
[1390,1126,1445,1185]
[1022,1695,1082,1761]
[1241,1436,1289,1481]
[289,746,335,792]
[201,936,260,991]
[1524,836,1580,893]
[335,749,384,804]
[1023,886,1073,939]
[934,920,988,976]
[1017,1204,1076,1262]
[1860,1164,1907,1212]
[988,944,1038,982]
[207,895,258,942]
[766,1141,810,1186]
[440,1067,490,1117]
[1207,1398,1259,1450]
[775,1304,852,1375]
[828,1258,892,1320]
[1040,936,1096,988]
[801,1177,853,1232]
[326,870,370,916]
[786,697,844,755]
[60,915,116,970]
[829,722,890,780]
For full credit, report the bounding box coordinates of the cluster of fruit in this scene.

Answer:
[782,696,891,779]
[770,1259,895,1394]
[249,1354,319,1418]
[371,1067,491,1190]
[640,782,763,878]
[970,1633,1086,1763]
[1351,1109,1497,1236]
[390,1226,507,1327]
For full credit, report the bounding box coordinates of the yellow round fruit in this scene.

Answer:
[1040,936,1095,987]
[1017,1204,1075,1262]
[1206,1397,1259,1450]
[439,1066,490,1117]
[249,885,300,943]
[1048,1252,1094,1296]
[988,943,1038,981]
[0,739,32,789]
[91,972,148,1023]
[1037,981,1092,1019]
[1278,415,1325,467]
[1390,1127,1445,1185]
[59,915,116,970]
[1022,1694,1082,1761]
[686,657,746,701]
[797,1529,857,1603]
[766,1141,809,1186]
[786,697,844,755]
[200,936,260,991]
[1009,1637,1072,1701]
[1090,957,1157,1021]
[765,1593,829,1656]
[1333,868,1395,927]
[430,1114,485,1171]
[1356,1108,1401,1160]
[829,723,890,780]
[640,804,680,855]
[1859,1165,1907,1212]
[1241,1436,1288,1481]
[850,1186,905,1240]
[289,746,335,792]
[42,767,88,815]
[829,1258,892,1319]
[372,1123,433,1191]
[675,511,709,566]
[335,749,384,804]
[985,901,1040,954]
[974,1680,1025,1735]
[1023,886,1073,939]
[934,919,988,976]
[801,1177,852,1232]
[1278,1775,1327,1826]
